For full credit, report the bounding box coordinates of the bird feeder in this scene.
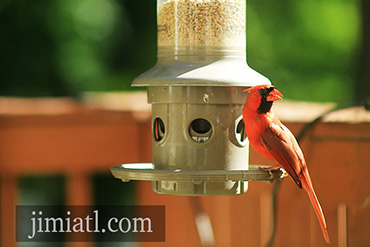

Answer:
[111,0,283,195]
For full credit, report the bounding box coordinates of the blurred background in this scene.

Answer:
[1,0,368,101]
[0,0,369,246]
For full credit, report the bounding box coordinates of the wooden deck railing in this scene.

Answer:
[0,93,369,247]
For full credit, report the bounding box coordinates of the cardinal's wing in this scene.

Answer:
[260,121,306,188]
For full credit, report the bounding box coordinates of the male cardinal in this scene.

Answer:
[242,85,330,244]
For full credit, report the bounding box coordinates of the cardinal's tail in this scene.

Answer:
[301,174,330,244]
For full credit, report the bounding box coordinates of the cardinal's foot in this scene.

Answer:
[258,166,287,179]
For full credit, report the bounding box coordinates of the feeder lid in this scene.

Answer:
[132,59,271,87]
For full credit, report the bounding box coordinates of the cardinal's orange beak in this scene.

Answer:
[266,88,283,101]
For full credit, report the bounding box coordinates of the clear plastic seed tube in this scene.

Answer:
[157,0,246,55]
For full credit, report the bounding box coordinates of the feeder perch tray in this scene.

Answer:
[111,164,286,195]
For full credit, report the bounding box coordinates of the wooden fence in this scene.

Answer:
[0,93,369,247]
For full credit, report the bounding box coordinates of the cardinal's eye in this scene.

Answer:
[258,88,269,97]
[258,87,275,97]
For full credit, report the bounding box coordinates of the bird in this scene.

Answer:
[242,85,330,244]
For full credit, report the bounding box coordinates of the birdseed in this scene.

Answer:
[158,0,246,47]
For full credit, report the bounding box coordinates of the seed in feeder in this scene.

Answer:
[158,0,246,47]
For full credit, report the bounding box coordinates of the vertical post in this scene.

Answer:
[213,197,231,246]
[260,192,273,246]
[338,203,348,247]
[0,174,17,247]
[189,197,215,247]
[66,172,92,247]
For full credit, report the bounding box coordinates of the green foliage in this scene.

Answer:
[92,172,135,205]
[0,0,361,103]
[247,0,360,103]
[19,175,65,205]
[0,0,156,96]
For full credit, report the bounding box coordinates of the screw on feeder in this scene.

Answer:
[111,0,280,196]
[203,93,210,103]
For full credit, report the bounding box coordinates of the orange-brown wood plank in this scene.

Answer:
[0,114,150,173]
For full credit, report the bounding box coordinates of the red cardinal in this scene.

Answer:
[242,85,330,244]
